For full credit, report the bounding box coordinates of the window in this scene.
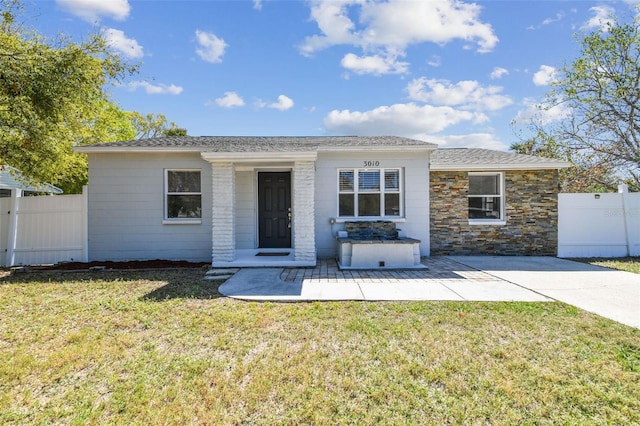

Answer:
[165,170,201,220]
[338,168,402,217]
[468,172,504,222]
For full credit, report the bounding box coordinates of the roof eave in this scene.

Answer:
[317,145,437,152]
[430,162,572,171]
[74,146,206,154]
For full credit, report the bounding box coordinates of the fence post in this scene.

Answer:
[82,185,89,262]
[618,184,630,257]
[6,189,22,267]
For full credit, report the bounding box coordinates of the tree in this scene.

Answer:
[511,131,618,192]
[129,112,187,139]
[0,0,137,193]
[513,15,640,192]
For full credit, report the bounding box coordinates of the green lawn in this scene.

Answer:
[1,269,638,425]
[581,257,640,274]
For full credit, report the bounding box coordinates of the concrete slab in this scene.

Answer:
[217,257,639,329]
[300,280,364,300]
[450,256,640,329]
[443,279,551,302]
[359,280,463,301]
[219,268,303,301]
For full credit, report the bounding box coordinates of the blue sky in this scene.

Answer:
[22,0,640,150]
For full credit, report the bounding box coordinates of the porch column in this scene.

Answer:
[293,160,316,263]
[211,162,235,263]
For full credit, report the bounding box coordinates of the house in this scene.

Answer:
[75,136,569,267]
[0,165,63,196]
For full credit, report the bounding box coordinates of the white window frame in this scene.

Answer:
[337,168,403,219]
[468,172,505,225]
[163,169,202,224]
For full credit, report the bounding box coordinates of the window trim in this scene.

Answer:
[163,168,202,224]
[468,172,506,225]
[337,168,403,219]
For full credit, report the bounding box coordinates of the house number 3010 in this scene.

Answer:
[363,160,380,167]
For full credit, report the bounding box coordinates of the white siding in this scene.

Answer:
[314,151,431,258]
[235,170,256,249]
[87,153,212,262]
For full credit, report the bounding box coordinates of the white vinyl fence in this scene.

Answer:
[0,188,87,267]
[558,187,640,258]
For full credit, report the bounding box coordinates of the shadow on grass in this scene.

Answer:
[140,278,224,301]
[0,268,225,301]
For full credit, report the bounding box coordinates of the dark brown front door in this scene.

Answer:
[258,172,291,248]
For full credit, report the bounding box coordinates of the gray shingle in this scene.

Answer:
[430,148,570,170]
[77,136,438,152]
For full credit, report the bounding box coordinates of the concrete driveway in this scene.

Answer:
[218,256,640,329]
[451,256,640,329]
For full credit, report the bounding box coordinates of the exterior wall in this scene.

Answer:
[314,150,431,259]
[235,170,256,250]
[86,152,212,262]
[430,170,559,255]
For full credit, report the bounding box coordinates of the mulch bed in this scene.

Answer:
[29,259,210,271]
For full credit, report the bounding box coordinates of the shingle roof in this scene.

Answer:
[75,136,438,152]
[0,166,63,194]
[430,148,571,170]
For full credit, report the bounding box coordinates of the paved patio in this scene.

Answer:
[219,257,550,302]
[218,256,640,329]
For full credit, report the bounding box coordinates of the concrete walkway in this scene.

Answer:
[451,256,640,329]
[218,256,640,329]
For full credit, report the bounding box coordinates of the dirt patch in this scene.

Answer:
[30,259,210,271]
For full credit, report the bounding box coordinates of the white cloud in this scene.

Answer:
[583,5,615,31]
[427,55,442,67]
[341,53,409,75]
[253,0,262,10]
[102,28,143,59]
[215,92,245,108]
[426,133,507,150]
[269,95,295,111]
[324,103,478,135]
[512,98,572,126]
[542,11,566,26]
[406,78,513,111]
[128,81,183,95]
[532,65,558,86]
[57,0,130,22]
[195,30,228,63]
[300,0,498,75]
[490,67,509,80]
[527,11,566,30]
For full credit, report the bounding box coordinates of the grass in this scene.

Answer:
[578,257,640,274]
[1,269,639,425]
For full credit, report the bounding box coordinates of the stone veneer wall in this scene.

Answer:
[430,170,559,255]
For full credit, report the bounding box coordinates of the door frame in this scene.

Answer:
[256,170,292,249]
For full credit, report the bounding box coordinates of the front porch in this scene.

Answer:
[211,248,316,268]
[203,152,318,268]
